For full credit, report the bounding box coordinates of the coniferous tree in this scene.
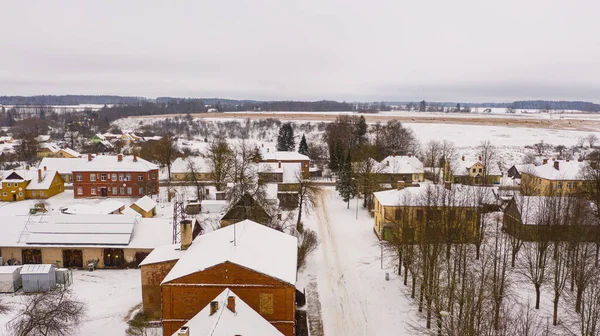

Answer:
[335,152,356,209]
[419,100,427,112]
[298,134,308,156]
[276,122,295,151]
[7,111,14,127]
[356,115,368,145]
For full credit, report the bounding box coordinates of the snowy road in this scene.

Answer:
[306,189,416,336]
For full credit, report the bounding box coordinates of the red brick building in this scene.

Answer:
[72,154,159,198]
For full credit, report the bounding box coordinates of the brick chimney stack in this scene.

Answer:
[554,161,560,170]
[133,155,137,162]
[227,296,236,313]
[176,326,190,336]
[88,153,92,162]
[278,161,281,169]
[180,220,193,250]
[461,156,465,161]
[478,156,482,161]
[209,301,219,316]
[543,159,548,165]
[43,166,47,171]
[118,154,123,162]
[408,153,412,157]
[38,169,42,182]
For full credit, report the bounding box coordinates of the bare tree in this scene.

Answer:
[586,134,598,148]
[226,141,258,200]
[551,241,569,326]
[478,140,497,186]
[295,171,322,228]
[153,133,178,180]
[7,289,86,336]
[186,158,205,201]
[202,137,233,191]
[490,213,511,331]
[126,311,153,336]
[296,229,319,270]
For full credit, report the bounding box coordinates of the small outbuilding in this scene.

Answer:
[21,264,57,293]
[200,200,227,214]
[130,196,158,218]
[0,266,23,293]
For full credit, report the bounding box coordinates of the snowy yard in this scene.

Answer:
[0,269,143,336]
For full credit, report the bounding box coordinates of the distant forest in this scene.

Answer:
[0,95,145,105]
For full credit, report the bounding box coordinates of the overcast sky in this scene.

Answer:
[1,1,600,102]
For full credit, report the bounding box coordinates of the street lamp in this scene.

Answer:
[351,177,359,220]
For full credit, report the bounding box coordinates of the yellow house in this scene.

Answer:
[373,184,495,243]
[520,159,589,196]
[170,157,213,182]
[54,148,81,158]
[130,195,158,218]
[356,155,425,184]
[37,143,60,158]
[444,156,501,185]
[0,168,64,202]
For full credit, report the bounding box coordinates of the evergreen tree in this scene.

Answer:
[419,100,427,112]
[39,109,46,120]
[7,111,14,127]
[456,103,461,112]
[335,152,356,209]
[298,134,309,156]
[250,146,263,162]
[276,122,295,151]
[356,115,367,145]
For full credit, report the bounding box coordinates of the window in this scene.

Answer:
[394,209,402,220]
[120,187,125,195]
[466,210,474,221]
[126,174,131,181]
[40,191,44,196]
[77,187,83,195]
[76,174,82,181]
[127,187,132,195]
[101,174,107,181]
[6,183,10,187]
[151,173,156,179]
[558,182,563,188]
[478,168,483,173]
[413,174,419,181]
[112,174,117,181]
[416,209,424,221]
[138,174,143,181]
[567,182,572,188]
[32,191,36,196]
[2,192,6,196]
[138,188,144,195]
[112,187,117,194]
[91,187,96,195]
[259,293,274,314]
[119,174,124,181]
[90,174,96,182]
[18,192,22,197]
[472,168,476,173]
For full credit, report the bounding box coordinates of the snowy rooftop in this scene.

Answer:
[62,200,125,215]
[448,156,502,176]
[262,151,310,161]
[72,155,158,172]
[40,142,60,153]
[162,220,297,285]
[527,159,587,180]
[510,196,597,226]
[1,169,59,190]
[0,266,21,274]
[374,183,497,207]
[20,264,53,274]
[171,156,211,174]
[172,288,284,336]
[139,243,184,266]
[58,147,81,157]
[378,155,424,174]
[132,196,157,212]
[38,157,90,175]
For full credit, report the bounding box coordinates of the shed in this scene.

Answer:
[21,264,57,293]
[0,266,22,293]
[130,196,157,218]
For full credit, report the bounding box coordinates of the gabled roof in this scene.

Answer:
[38,157,90,175]
[378,155,424,174]
[26,170,60,190]
[173,288,284,336]
[132,196,157,212]
[62,200,125,215]
[509,196,597,226]
[374,183,497,207]
[448,157,502,176]
[262,151,310,161]
[71,155,158,172]
[526,160,587,180]
[139,243,184,266]
[57,147,81,158]
[162,220,297,285]
[39,143,60,153]
[221,194,272,224]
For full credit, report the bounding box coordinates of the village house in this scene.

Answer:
[503,195,600,242]
[173,288,284,336]
[72,154,159,198]
[356,154,425,186]
[261,151,311,178]
[520,159,589,196]
[36,143,61,158]
[130,195,158,218]
[139,219,297,336]
[444,155,502,185]
[54,147,81,158]
[0,213,172,269]
[170,156,212,182]
[0,136,14,144]
[38,157,89,183]
[372,183,496,242]
[0,168,64,202]
[220,193,273,227]
[507,163,535,179]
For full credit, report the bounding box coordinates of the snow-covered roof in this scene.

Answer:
[36,135,51,143]
[262,151,310,161]
[448,156,502,176]
[39,157,89,175]
[58,147,81,157]
[72,155,158,172]
[513,164,536,173]
[62,200,125,215]
[510,196,597,226]
[378,155,424,174]
[39,143,60,153]
[374,183,497,207]
[21,264,53,274]
[132,196,157,212]
[25,170,59,190]
[171,157,211,174]
[139,243,184,266]
[0,266,21,274]
[282,163,301,183]
[162,220,297,285]
[173,288,284,336]
[526,160,587,180]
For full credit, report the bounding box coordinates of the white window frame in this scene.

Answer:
[91,187,96,195]
[127,187,132,195]
[138,174,143,181]
[90,174,96,182]
[112,187,117,194]
[112,173,117,181]
[101,174,107,181]
[6,183,10,187]
[120,187,125,195]
[40,191,44,196]
[18,192,22,197]
[76,174,82,182]
[77,187,83,195]
[126,174,131,181]
[151,173,156,179]
[119,174,124,181]
[31,191,36,196]
[138,187,144,195]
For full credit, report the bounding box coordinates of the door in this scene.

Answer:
[103,248,124,267]
[12,194,16,201]
[62,250,83,268]
[22,249,42,264]
[101,188,108,197]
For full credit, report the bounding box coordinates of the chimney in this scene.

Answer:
[444,181,452,190]
[43,166,47,171]
[38,169,42,182]
[554,161,560,170]
[392,153,396,157]
[25,165,30,170]
[542,158,548,165]
[478,156,482,161]
[278,161,281,169]
[180,220,193,250]
[118,154,123,162]
[461,156,465,161]
[408,153,412,158]
[88,153,92,162]
[386,160,390,166]
[227,296,236,313]
[209,301,219,316]
[133,155,137,162]
[176,326,190,336]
